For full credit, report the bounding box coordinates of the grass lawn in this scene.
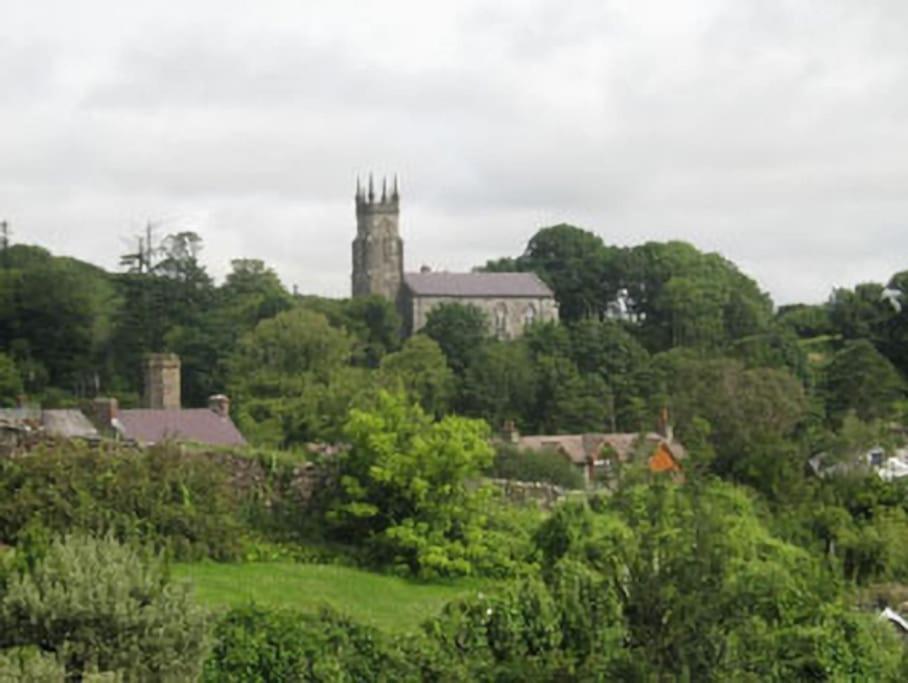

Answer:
[172,561,490,632]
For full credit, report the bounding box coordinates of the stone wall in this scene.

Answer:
[486,478,565,509]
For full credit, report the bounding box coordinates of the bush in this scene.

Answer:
[327,392,499,578]
[0,646,65,681]
[204,605,416,682]
[0,533,210,680]
[0,441,247,560]
[488,443,585,489]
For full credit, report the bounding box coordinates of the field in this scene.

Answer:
[173,561,491,632]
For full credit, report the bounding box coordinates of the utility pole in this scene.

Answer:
[1,220,9,269]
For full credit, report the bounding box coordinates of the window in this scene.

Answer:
[494,304,509,338]
[523,304,537,328]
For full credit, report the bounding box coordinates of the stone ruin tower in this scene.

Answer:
[352,174,403,302]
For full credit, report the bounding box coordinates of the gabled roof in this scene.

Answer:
[517,432,686,466]
[117,409,246,447]
[0,408,98,439]
[403,271,554,298]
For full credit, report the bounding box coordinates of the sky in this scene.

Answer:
[2,0,907,305]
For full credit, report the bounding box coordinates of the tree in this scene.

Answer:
[823,339,905,423]
[228,308,363,446]
[484,224,619,322]
[828,283,889,341]
[379,335,454,417]
[219,258,294,330]
[327,391,495,577]
[656,354,808,487]
[614,242,772,352]
[0,353,22,406]
[460,341,538,430]
[568,319,652,431]
[537,482,903,680]
[423,303,491,377]
[0,533,209,680]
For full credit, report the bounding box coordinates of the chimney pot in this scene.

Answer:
[92,397,119,431]
[208,394,230,419]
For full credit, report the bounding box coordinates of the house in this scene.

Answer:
[93,354,246,447]
[513,428,685,485]
[808,445,908,482]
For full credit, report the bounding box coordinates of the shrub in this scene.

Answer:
[488,443,585,489]
[327,391,498,578]
[0,533,210,680]
[204,605,416,682]
[0,441,246,560]
[0,646,65,681]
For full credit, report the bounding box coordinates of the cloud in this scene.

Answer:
[2,0,907,305]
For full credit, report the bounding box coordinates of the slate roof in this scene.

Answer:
[117,409,246,447]
[41,410,99,439]
[0,408,98,439]
[403,271,554,298]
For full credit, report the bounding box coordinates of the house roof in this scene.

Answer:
[41,410,99,439]
[517,432,685,465]
[117,409,246,447]
[0,408,98,439]
[403,271,554,299]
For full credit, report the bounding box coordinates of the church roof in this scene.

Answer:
[403,271,554,298]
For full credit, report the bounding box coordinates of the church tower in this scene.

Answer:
[352,174,403,302]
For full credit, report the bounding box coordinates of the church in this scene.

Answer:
[351,176,559,338]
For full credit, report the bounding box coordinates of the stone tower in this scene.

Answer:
[352,174,403,302]
[143,353,181,410]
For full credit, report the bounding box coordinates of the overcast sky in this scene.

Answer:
[3,0,907,305]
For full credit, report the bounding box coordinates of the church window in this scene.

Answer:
[494,304,509,338]
[524,304,537,327]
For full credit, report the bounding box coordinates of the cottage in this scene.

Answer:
[93,354,246,447]
[515,430,685,485]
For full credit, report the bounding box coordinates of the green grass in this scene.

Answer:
[173,561,490,632]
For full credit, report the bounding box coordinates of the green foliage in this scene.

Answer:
[0,442,248,560]
[301,294,403,368]
[0,646,65,681]
[823,339,905,423]
[0,533,210,680]
[423,302,491,376]
[0,352,23,406]
[535,480,903,680]
[204,605,416,682]
[487,224,620,322]
[488,443,585,489]
[229,308,373,446]
[327,391,498,577]
[379,334,454,417]
[656,354,808,489]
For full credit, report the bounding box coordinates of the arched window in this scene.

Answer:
[494,304,509,338]
[523,303,537,328]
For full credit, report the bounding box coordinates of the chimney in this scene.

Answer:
[658,406,674,442]
[208,394,230,419]
[501,420,520,444]
[143,353,181,410]
[92,397,119,429]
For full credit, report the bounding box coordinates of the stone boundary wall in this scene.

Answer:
[486,478,565,509]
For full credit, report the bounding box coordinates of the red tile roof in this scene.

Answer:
[117,409,246,447]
